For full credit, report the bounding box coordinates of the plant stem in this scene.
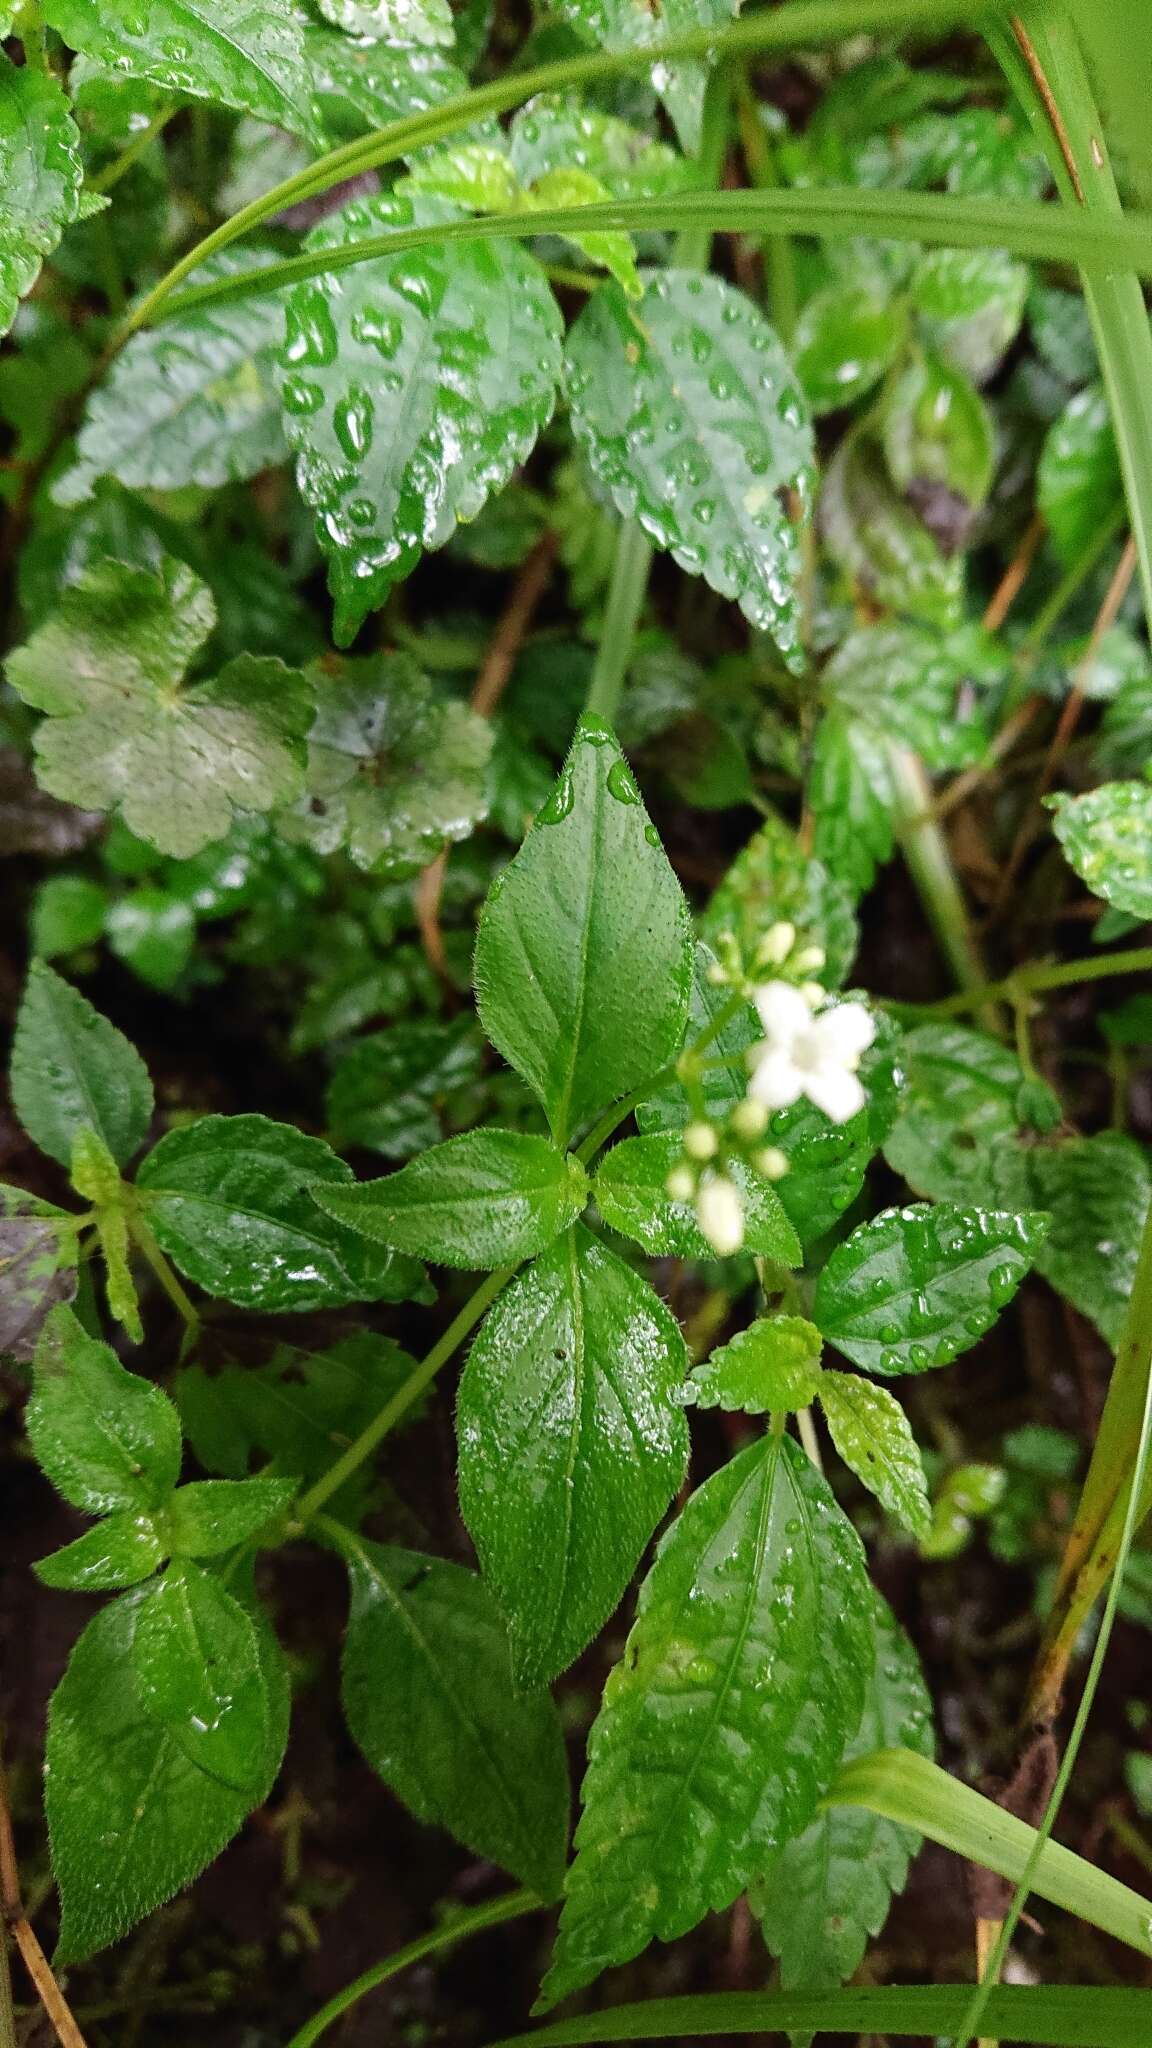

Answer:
[295,1267,512,1522]
[127,1213,201,1337]
[90,104,178,195]
[903,944,1152,1021]
[884,747,998,1030]
[283,1888,540,2048]
[734,76,799,343]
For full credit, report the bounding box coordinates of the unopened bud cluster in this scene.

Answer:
[664,1102,789,1259]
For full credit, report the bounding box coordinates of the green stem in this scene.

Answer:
[907,944,1152,1020]
[295,1267,512,1522]
[90,103,178,195]
[885,746,998,1029]
[128,1213,201,1335]
[735,75,798,343]
[283,1887,540,2048]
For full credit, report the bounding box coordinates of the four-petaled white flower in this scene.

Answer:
[747,980,876,1124]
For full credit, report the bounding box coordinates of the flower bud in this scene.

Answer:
[799,981,827,1011]
[695,1174,745,1256]
[665,1164,696,1202]
[756,919,796,968]
[753,1145,789,1181]
[729,1096,769,1141]
[793,944,826,974]
[683,1119,719,1161]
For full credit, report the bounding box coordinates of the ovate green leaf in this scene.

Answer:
[44,0,320,138]
[552,0,734,151]
[911,246,1028,383]
[881,1021,1047,1207]
[131,1562,276,1792]
[818,1371,931,1538]
[814,1202,1048,1376]
[0,52,82,339]
[685,1315,823,1414]
[821,422,963,628]
[1038,385,1124,563]
[313,1130,588,1269]
[280,191,562,645]
[882,349,995,513]
[458,1224,689,1686]
[324,1018,484,1158]
[317,0,453,46]
[341,1538,570,1898]
[27,1306,181,1515]
[1028,1134,1152,1348]
[539,1434,871,2009]
[821,621,995,771]
[35,1511,166,1592]
[808,713,896,896]
[566,272,815,667]
[11,961,153,1168]
[167,1477,299,1558]
[474,719,692,1147]
[701,808,858,989]
[1050,782,1152,920]
[794,285,906,415]
[594,1132,801,1265]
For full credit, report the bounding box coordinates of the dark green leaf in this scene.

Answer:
[27,1306,181,1515]
[47,1584,288,1962]
[35,1511,166,1592]
[684,1315,823,1413]
[325,1019,485,1159]
[881,1021,1047,1206]
[752,1591,932,1992]
[814,1201,1048,1376]
[808,713,896,896]
[45,0,320,139]
[911,246,1028,382]
[475,718,692,1147]
[1038,385,1123,562]
[1050,781,1152,920]
[566,271,814,666]
[313,1129,588,1269]
[132,1562,275,1792]
[0,1186,79,1361]
[538,1434,871,2010]
[1028,1134,1152,1348]
[821,422,963,628]
[818,1371,931,1537]
[552,0,733,150]
[793,285,906,415]
[594,1133,801,1265]
[6,557,314,858]
[458,1223,689,1685]
[280,191,562,645]
[302,24,466,144]
[10,960,153,1168]
[167,1477,299,1557]
[340,1537,570,1898]
[30,873,108,957]
[0,52,82,339]
[136,1113,425,1312]
[821,621,994,771]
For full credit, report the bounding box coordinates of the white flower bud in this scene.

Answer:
[729,1096,770,1141]
[695,1174,745,1256]
[705,960,729,985]
[665,1164,696,1202]
[793,944,826,974]
[799,981,827,1011]
[683,1120,719,1161]
[755,919,796,968]
[754,1145,789,1181]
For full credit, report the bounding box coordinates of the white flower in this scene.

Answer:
[695,1173,745,1256]
[747,981,876,1124]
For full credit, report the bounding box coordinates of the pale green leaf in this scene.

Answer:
[911,245,1029,382]
[818,1370,931,1538]
[684,1315,823,1413]
[700,809,858,989]
[317,0,453,47]
[1028,1133,1152,1348]
[1050,781,1152,920]
[1038,384,1124,563]
[35,1511,166,1592]
[27,1306,181,1516]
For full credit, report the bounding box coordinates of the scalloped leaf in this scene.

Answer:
[1049,781,1152,921]
[0,52,82,339]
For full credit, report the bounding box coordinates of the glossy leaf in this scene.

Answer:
[1050,781,1152,920]
[821,421,963,628]
[10,961,153,1168]
[6,557,314,859]
[136,1113,424,1312]
[132,1562,275,1792]
[911,245,1029,382]
[882,349,995,512]
[317,0,453,45]
[1028,1134,1152,1348]
[0,52,82,339]
[594,1133,801,1265]
[814,1201,1048,1377]
[566,271,815,666]
[793,285,905,415]
[340,1538,569,1898]
[684,1315,824,1414]
[57,251,290,502]
[539,1434,871,2009]
[808,713,896,896]
[27,1307,181,1517]
[752,1591,932,1992]
[818,1371,931,1538]
[35,1511,166,1592]
[0,1186,79,1362]
[325,1018,484,1159]
[701,809,858,990]
[474,718,692,1147]
[1038,385,1124,563]
[279,654,491,876]
[553,0,734,151]
[47,1584,288,1962]
[44,0,320,140]
[821,621,994,771]
[313,1130,588,1270]
[458,1224,689,1686]
[882,1022,1049,1207]
[167,1477,299,1558]
[280,191,562,645]
[302,24,466,143]
[508,94,688,200]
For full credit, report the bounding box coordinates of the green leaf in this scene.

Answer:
[106,889,197,991]
[1028,1133,1152,1348]
[280,191,562,645]
[458,1223,689,1686]
[684,1315,823,1413]
[821,621,994,771]
[882,348,995,511]
[340,1536,570,1899]
[167,1477,299,1557]
[302,24,466,144]
[278,654,491,876]
[317,0,454,46]
[6,558,314,859]
[1038,384,1124,563]
[565,271,815,667]
[96,1196,144,1345]
[793,285,906,415]
[325,1018,484,1159]
[552,0,734,151]
[135,1113,425,1312]
[27,1306,181,1516]
[312,1130,588,1270]
[56,251,290,502]
[47,1583,289,1962]
[44,0,320,139]
[0,52,82,339]
[911,245,1029,382]
[474,718,692,1148]
[808,713,896,896]
[701,809,858,990]
[538,1433,871,2010]
[1050,781,1152,920]
[814,1201,1048,1377]
[10,961,153,1168]
[35,1511,166,1592]
[821,421,963,628]
[817,1371,931,1538]
[132,1561,276,1792]
[881,1021,1049,1206]
[594,1133,802,1265]
[31,873,108,957]
[751,1591,932,1992]
[0,1187,79,1362]
[525,166,641,296]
